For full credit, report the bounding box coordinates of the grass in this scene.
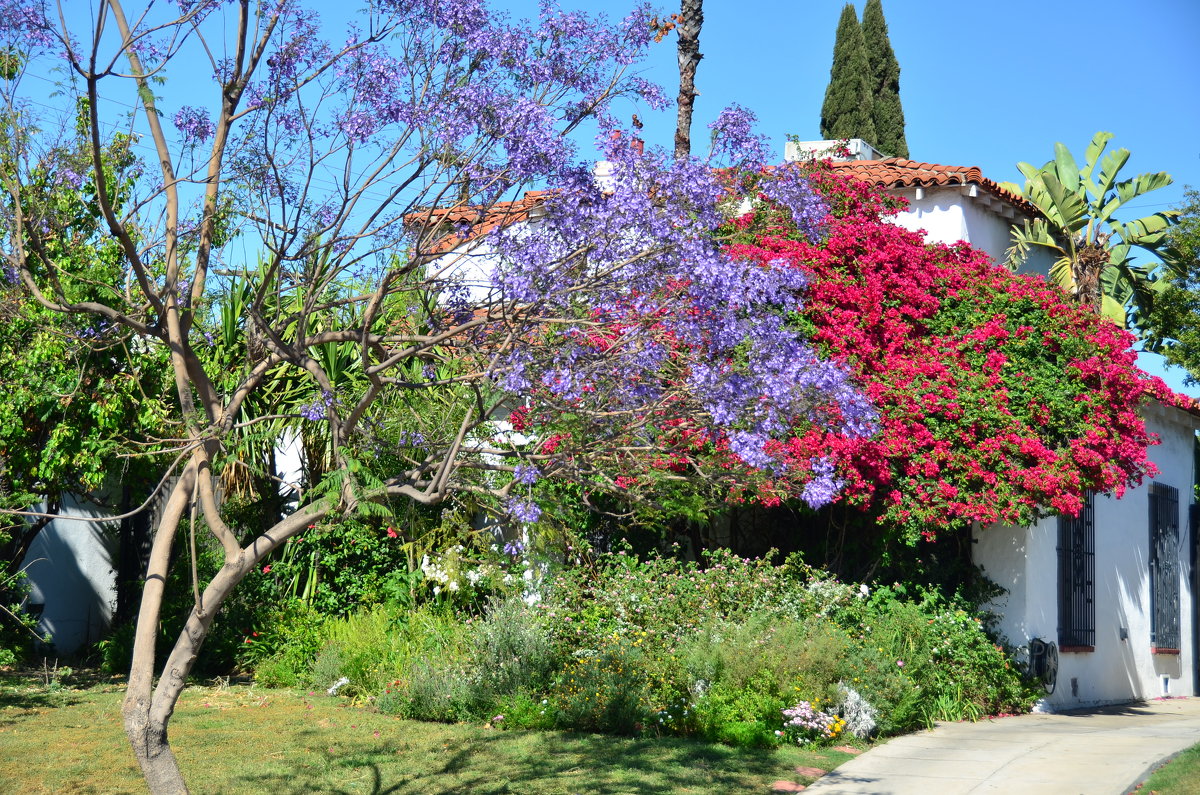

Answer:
[0,669,858,794]
[1136,742,1200,794]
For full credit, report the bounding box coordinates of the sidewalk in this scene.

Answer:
[800,698,1200,794]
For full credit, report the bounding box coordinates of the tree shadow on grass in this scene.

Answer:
[230,727,806,795]
[0,677,85,724]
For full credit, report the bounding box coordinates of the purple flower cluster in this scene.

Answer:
[0,1,54,49]
[757,164,829,242]
[800,457,843,510]
[299,391,334,422]
[707,104,768,166]
[505,497,541,525]
[512,463,540,485]
[173,106,213,146]
[397,430,426,447]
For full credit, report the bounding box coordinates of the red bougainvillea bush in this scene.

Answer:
[714,164,1184,542]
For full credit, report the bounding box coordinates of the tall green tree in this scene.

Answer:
[860,0,907,158]
[820,4,876,144]
[1145,190,1200,379]
[1002,132,1179,327]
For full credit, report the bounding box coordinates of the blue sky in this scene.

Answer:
[539,0,1200,203]
[532,0,1200,392]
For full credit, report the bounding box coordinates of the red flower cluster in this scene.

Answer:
[717,165,1172,541]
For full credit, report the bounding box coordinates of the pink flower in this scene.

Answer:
[262,565,271,574]
[897,660,905,668]
[386,526,398,538]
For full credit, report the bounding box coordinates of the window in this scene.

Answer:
[1149,482,1181,652]
[1058,493,1095,649]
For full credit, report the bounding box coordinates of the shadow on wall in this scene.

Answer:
[1111,537,1149,702]
[21,493,118,655]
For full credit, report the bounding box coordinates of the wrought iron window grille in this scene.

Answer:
[1057,492,1095,649]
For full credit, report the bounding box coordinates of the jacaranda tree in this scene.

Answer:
[0,2,873,791]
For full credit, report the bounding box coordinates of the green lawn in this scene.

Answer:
[1137,743,1200,794]
[0,671,857,794]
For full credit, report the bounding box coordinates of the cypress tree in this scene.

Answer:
[819,3,876,145]
[861,0,908,158]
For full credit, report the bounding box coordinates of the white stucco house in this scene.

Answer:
[975,396,1200,709]
[795,139,1200,708]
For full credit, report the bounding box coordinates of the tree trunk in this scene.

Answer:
[1074,244,1108,312]
[123,552,246,793]
[673,0,703,159]
[124,713,189,795]
[122,468,196,794]
[121,458,316,793]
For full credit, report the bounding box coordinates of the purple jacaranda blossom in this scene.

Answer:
[800,458,844,510]
[505,497,541,525]
[299,390,335,422]
[758,163,829,242]
[397,430,426,448]
[173,106,213,146]
[0,0,54,49]
[707,104,769,166]
[512,464,540,485]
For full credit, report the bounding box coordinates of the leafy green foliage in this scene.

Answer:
[1002,132,1179,327]
[1146,189,1200,380]
[0,121,172,574]
[244,551,1036,748]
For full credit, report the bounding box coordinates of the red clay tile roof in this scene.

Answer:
[407,190,551,256]
[827,158,1040,217]
[411,160,1040,256]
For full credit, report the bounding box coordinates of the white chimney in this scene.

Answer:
[784,138,886,162]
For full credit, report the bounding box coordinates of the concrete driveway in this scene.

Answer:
[800,698,1200,794]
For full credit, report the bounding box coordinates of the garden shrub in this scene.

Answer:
[551,634,654,735]
[239,601,326,687]
[832,584,1039,731]
[318,604,418,698]
[469,595,557,698]
[690,672,787,748]
[400,658,480,722]
[238,548,1035,748]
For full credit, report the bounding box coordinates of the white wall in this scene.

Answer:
[888,185,1054,276]
[975,401,1198,708]
[21,493,119,654]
